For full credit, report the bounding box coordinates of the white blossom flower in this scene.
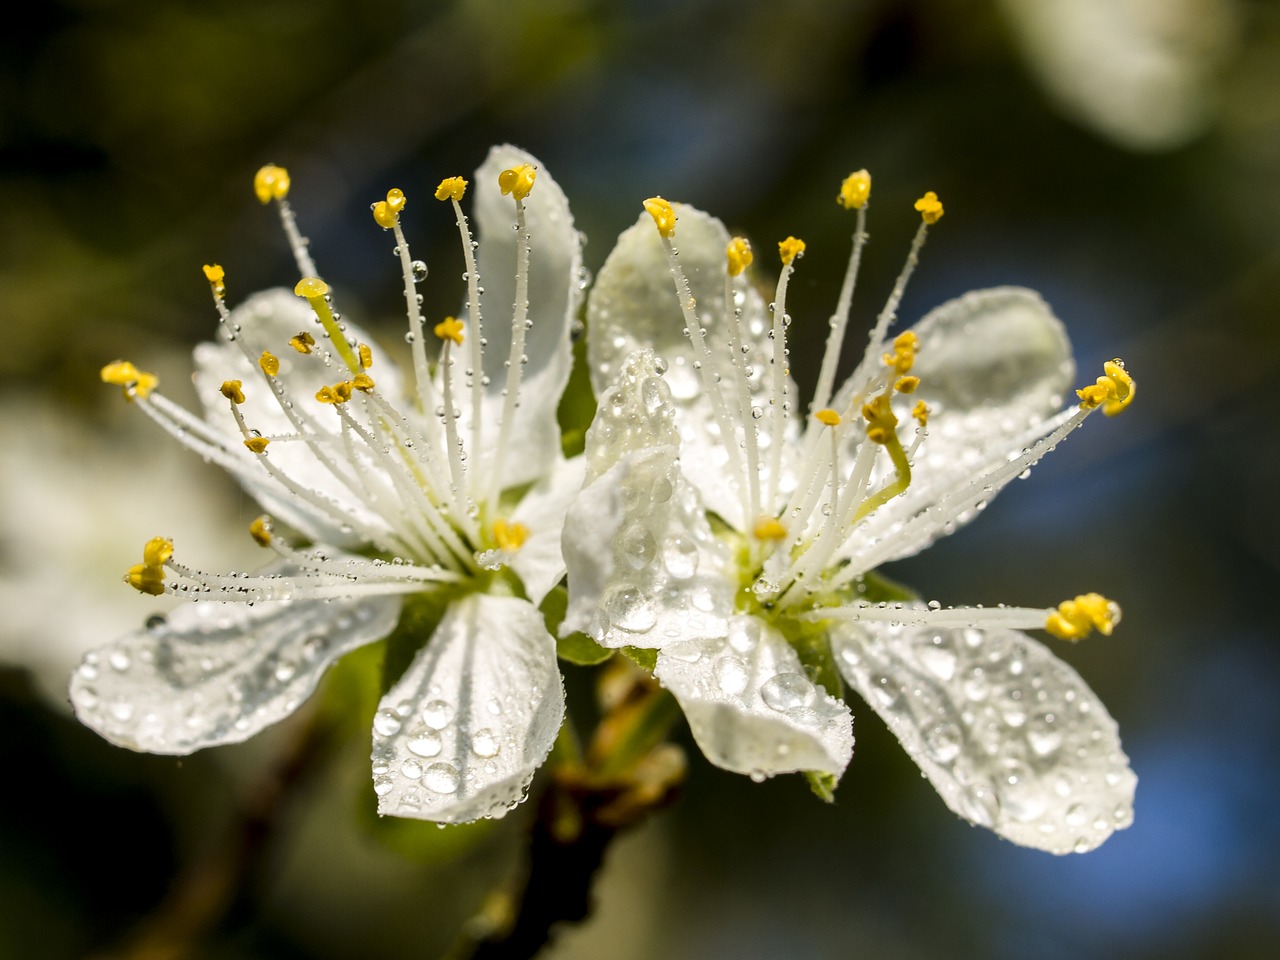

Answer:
[72,145,586,823]
[562,174,1137,853]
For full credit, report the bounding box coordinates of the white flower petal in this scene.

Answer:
[70,592,402,754]
[562,350,733,647]
[655,618,854,778]
[192,288,402,545]
[830,619,1136,853]
[370,593,564,823]
[508,454,587,606]
[587,207,787,528]
[467,145,583,489]
[843,287,1075,564]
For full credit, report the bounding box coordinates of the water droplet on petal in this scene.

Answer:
[424,762,460,794]
[373,709,402,736]
[471,729,500,758]
[760,673,814,713]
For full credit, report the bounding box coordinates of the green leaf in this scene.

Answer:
[540,586,613,664]
[621,646,658,672]
[557,318,597,458]
[805,770,839,803]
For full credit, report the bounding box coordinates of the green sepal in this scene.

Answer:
[621,646,658,673]
[541,586,612,665]
[557,318,597,459]
[782,618,845,703]
[379,586,459,696]
[858,568,919,604]
[805,770,839,804]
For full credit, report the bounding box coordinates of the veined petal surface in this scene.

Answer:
[370,593,564,823]
[508,454,587,606]
[70,591,401,754]
[830,618,1135,853]
[655,618,854,778]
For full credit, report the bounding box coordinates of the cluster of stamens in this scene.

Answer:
[641,170,1133,644]
[103,161,549,604]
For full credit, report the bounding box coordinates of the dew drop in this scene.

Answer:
[401,759,423,780]
[604,585,657,633]
[424,762,460,794]
[714,657,750,696]
[422,699,454,730]
[407,730,442,757]
[373,709,403,737]
[411,260,428,283]
[760,673,814,713]
[662,535,699,579]
[109,650,131,672]
[471,729,500,758]
[923,722,962,763]
[374,776,395,796]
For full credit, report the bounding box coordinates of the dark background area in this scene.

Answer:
[2,1,1278,958]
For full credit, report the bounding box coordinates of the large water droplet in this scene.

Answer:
[424,762,460,794]
[373,709,403,736]
[471,729,500,758]
[604,585,657,633]
[411,260,428,283]
[714,657,750,696]
[924,722,962,764]
[760,673,815,713]
[407,730,442,757]
[422,700,454,730]
[662,535,698,579]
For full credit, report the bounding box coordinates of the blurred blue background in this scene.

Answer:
[2,1,1278,958]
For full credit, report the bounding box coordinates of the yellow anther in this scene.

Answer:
[288,332,315,354]
[643,197,677,238]
[249,516,272,547]
[294,277,329,299]
[315,381,354,405]
[914,191,944,224]
[202,263,226,298]
[142,536,173,567]
[352,373,375,393]
[498,164,537,201]
[100,360,158,400]
[1077,358,1136,416]
[372,189,406,229]
[125,563,166,596]
[358,343,373,368]
[753,517,788,541]
[492,518,529,552]
[838,169,872,210]
[243,436,271,454]
[220,380,246,404]
[862,392,899,445]
[434,316,465,345]
[259,351,280,377]
[726,237,753,277]
[1045,593,1122,641]
[894,375,920,394]
[254,164,291,204]
[912,399,930,427]
[778,236,806,265]
[435,176,468,202]
[882,330,920,375]
[814,408,842,427]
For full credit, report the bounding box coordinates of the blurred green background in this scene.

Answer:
[3,0,1279,957]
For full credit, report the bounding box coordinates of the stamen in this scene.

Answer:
[725,238,763,520]
[1045,593,1121,640]
[1077,359,1135,416]
[437,176,485,460]
[220,380,246,404]
[434,317,470,512]
[244,436,271,453]
[914,191,944,224]
[492,519,529,551]
[294,277,361,374]
[255,164,317,277]
[812,172,871,413]
[249,515,272,546]
[100,361,158,401]
[766,237,803,506]
[726,237,753,276]
[259,351,280,377]
[643,197,677,238]
[289,332,315,354]
[753,517,788,541]
[358,343,374,369]
[498,164,537,201]
[203,264,227,300]
[434,317,465,345]
[894,375,920,394]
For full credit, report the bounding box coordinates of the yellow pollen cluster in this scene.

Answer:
[358,343,373,369]
[249,516,272,546]
[254,164,291,204]
[372,188,407,229]
[727,237,753,277]
[838,169,872,210]
[1076,359,1135,417]
[1045,593,1121,641]
[289,332,315,354]
[753,517,788,541]
[203,263,226,298]
[912,399,930,427]
[220,380,246,404]
[643,197,677,238]
[244,436,271,453]
[124,536,173,596]
[353,373,375,392]
[883,331,919,374]
[294,277,329,300]
[434,317,465,345]
[100,360,158,400]
[914,191,944,224]
[259,351,280,377]
[894,375,920,394]
[492,519,529,552]
[498,164,537,201]
[316,382,354,405]
[778,236,806,265]
[814,408,842,427]
[435,177,468,202]
[862,393,899,445]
